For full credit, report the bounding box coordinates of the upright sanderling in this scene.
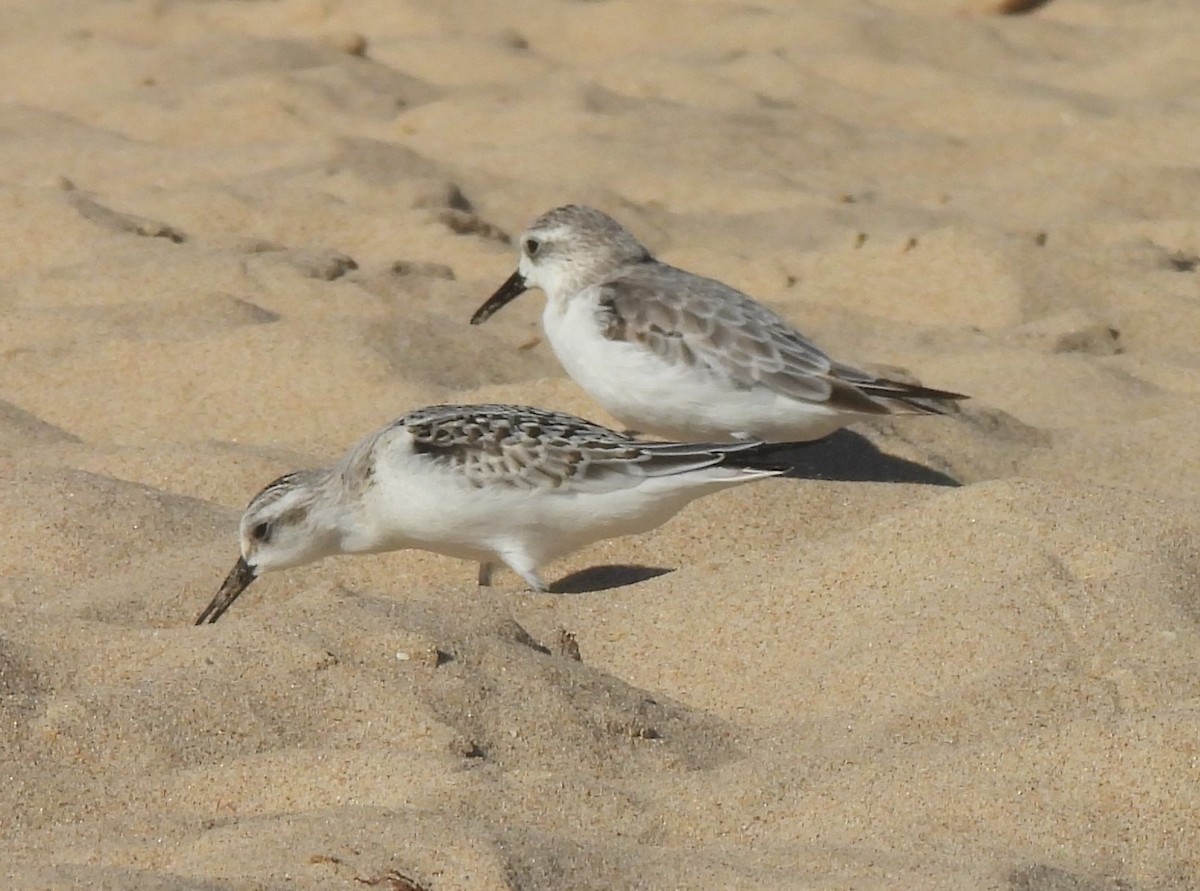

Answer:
[470,205,966,443]
[195,403,788,624]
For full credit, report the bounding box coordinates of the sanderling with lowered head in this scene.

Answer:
[195,403,789,624]
[470,205,966,443]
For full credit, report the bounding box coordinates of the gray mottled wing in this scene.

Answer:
[597,265,890,414]
[398,404,736,492]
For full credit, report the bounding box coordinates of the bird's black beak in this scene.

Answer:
[470,270,528,325]
[195,555,258,625]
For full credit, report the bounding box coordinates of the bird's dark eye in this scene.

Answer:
[524,237,541,257]
[251,521,272,543]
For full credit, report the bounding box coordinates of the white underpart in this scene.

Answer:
[542,285,850,443]
[351,425,775,589]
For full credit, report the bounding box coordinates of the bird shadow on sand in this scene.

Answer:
[550,565,674,594]
[766,429,960,486]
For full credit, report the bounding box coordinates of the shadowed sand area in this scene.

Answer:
[1,0,1198,888]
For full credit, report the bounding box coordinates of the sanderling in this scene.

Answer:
[195,403,788,624]
[470,205,966,442]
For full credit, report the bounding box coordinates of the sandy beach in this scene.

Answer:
[1,0,1198,888]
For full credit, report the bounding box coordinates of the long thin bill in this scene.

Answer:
[195,556,258,625]
[469,270,529,324]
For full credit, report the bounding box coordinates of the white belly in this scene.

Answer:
[543,293,851,442]
[362,454,745,568]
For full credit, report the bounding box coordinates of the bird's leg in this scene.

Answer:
[499,552,547,593]
[477,562,494,587]
[518,569,549,593]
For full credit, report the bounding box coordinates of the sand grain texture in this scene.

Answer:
[1,0,1198,888]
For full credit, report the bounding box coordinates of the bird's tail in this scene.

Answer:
[719,440,814,474]
[634,438,800,481]
[859,378,968,416]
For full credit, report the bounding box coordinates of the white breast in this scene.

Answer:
[541,289,836,441]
